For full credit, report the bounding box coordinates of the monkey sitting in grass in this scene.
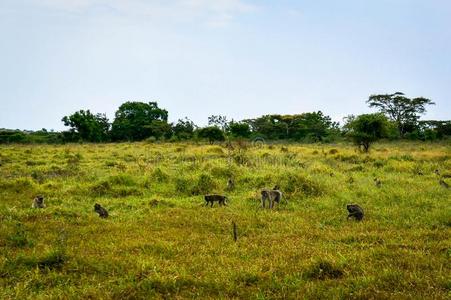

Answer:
[94,203,109,218]
[204,194,228,207]
[32,195,46,208]
[347,204,364,221]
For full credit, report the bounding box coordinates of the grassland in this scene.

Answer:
[0,141,450,299]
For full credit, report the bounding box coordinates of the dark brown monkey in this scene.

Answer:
[204,194,228,207]
[32,195,46,208]
[347,204,364,221]
[94,203,109,218]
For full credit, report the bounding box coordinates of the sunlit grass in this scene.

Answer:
[0,141,450,299]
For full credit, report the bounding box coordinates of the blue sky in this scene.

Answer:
[1,0,450,130]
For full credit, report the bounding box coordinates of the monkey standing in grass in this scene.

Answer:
[204,195,228,207]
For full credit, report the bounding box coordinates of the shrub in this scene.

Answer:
[328,148,339,155]
[191,174,216,195]
[281,173,324,197]
[151,168,169,182]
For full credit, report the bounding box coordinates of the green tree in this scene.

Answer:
[346,113,388,152]
[289,111,339,141]
[145,120,172,140]
[62,110,110,142]
[111,102,168,141]
[172,118,197,140]
[197,126,225,144]
[244,111,338,141]
[228,121,251,138]
[208,115,229,132]
[367,92,434,137]
[244,115,288,140]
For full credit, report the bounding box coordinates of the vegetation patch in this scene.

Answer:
[305,261,344,280]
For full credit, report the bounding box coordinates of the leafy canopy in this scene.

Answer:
[62,110,110,142]
[196,126,225,143]
[367,92,434,136]
[346,113,388,152]
[111,102,168,141]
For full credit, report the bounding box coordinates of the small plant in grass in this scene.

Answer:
[6,223,34,248]
[305,260,344,280]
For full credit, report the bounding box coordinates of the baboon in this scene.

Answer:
[374,178,382,188]
[204,194,228,207]
[227,178,235,191]
[32,195,46,208]
[439,179,449,189]
[261,189,283,209]
[94,203,109,218]
[347,204,364,221]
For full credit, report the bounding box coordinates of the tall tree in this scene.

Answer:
[111,102,168,141]
[196,126,225,144]
[62,110,110,142]
[366,92,434,137]
[345,113,388,152]
[172,118,197,140]
[208,115,229,132]
[228,121,251,138]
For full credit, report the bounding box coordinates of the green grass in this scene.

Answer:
[0,141,450,299]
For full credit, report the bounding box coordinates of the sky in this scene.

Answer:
[0,0,450,131]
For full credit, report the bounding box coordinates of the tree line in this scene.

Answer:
[1,92,450,148]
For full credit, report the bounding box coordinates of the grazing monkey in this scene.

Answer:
[32,195,46,208]
[204,194,228,207]
[261,189,283,209]
[226,178,235,191]
[347,204,364,221]
[439,179,449,189]
[94,203,109,218]
[374,178,382,188]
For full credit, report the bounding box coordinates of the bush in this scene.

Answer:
[191,174,216,195]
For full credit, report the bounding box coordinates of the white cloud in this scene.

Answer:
[28,0,257,27]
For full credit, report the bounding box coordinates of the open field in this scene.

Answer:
[0,141,450,299]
